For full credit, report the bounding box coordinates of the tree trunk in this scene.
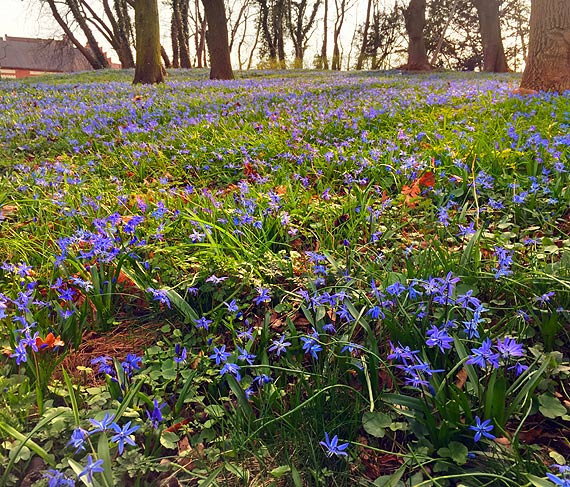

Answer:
[202,0,235,79]
[521,0,570,92]
[356,0,372,69]
[402,0,431,70]
[332,0,347,70]
[472,0,509,72]
[319,0,329,69]
[133,0,164,84]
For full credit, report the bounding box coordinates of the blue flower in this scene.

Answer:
[268,334,291,356]
[253,287,271,305]
[146,287,171,308]
[236,346,256,365]
[425,325,454,353]
[220,362,241,382]
[121,353,142,376]
[209,345,232,365]
[78,455,104,483]
[110,421,140,455]
[319,432,349,457]
[301,334,323,359]
[194,316,212,330]
[146,399,166,429]
[224,299,239,313]
[546,464,570,486]
[10,342,27,365]
[67,427,89,453]
[496,337,524,361]
[469,416,496,442]
[43,469,75,487]
[466,338,500,369]
[174,344,187,363]
[89,412,115,434]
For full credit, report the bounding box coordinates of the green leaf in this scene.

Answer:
[205,404,226,418]
[97,433,114,487]
[270,465,291,478]
[437,441,468,465]
[160,431,180,450]
[363,411,392,438]
[527,474,556,487]
[538,394,567,419]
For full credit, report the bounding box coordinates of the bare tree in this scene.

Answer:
[42,0,109,69]
[332,0,354,69]
[316,0,329,69]
[285,0,321,68]
[520,0,570,92]
[355,0,373,69]
[257,0,287,67]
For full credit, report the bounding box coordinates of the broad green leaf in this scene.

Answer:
[438,441,468,465]
[538,394,567,419]
[160,431,180,449]
[363,411,392,438]
[270,465,291,477]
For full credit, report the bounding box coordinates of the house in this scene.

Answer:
[0,35,99,79]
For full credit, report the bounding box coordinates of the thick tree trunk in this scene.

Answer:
[133,0,164,84]
[472,0,509,72]
[202,0,235,79]
[402,0,431,70]
[521,0,570,92]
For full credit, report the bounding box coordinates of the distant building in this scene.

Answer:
[0,35,115,79]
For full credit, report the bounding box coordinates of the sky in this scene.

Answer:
[1,1,49,39]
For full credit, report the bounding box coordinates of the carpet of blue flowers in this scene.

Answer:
[0,69,569,486]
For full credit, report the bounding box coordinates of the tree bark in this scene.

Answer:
[202,0,235,79]
[521,0,570,92]
[318,0,329,69]
[402,0,431,70]
[356,0,372,69]
[472,0,509,72]
[133,0,165,84]
[332,0,347,70]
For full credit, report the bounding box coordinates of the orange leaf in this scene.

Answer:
[418,171,435,188]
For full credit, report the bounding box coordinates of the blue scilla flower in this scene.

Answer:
[320,432,349,457]
[146,399,166,429]
[67,427,89,453]
[78,455,104,483]
[43,468,75,487]
[425,325,454,353]
[110,421,140,455]
[210,345,232,365]
[466,338,500,369]
[301,334,323,360]
[89,412,115,434]
[547,464,570,487]
[469,416,496,442]
[253,287,271,305]
[268,334,291,356]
